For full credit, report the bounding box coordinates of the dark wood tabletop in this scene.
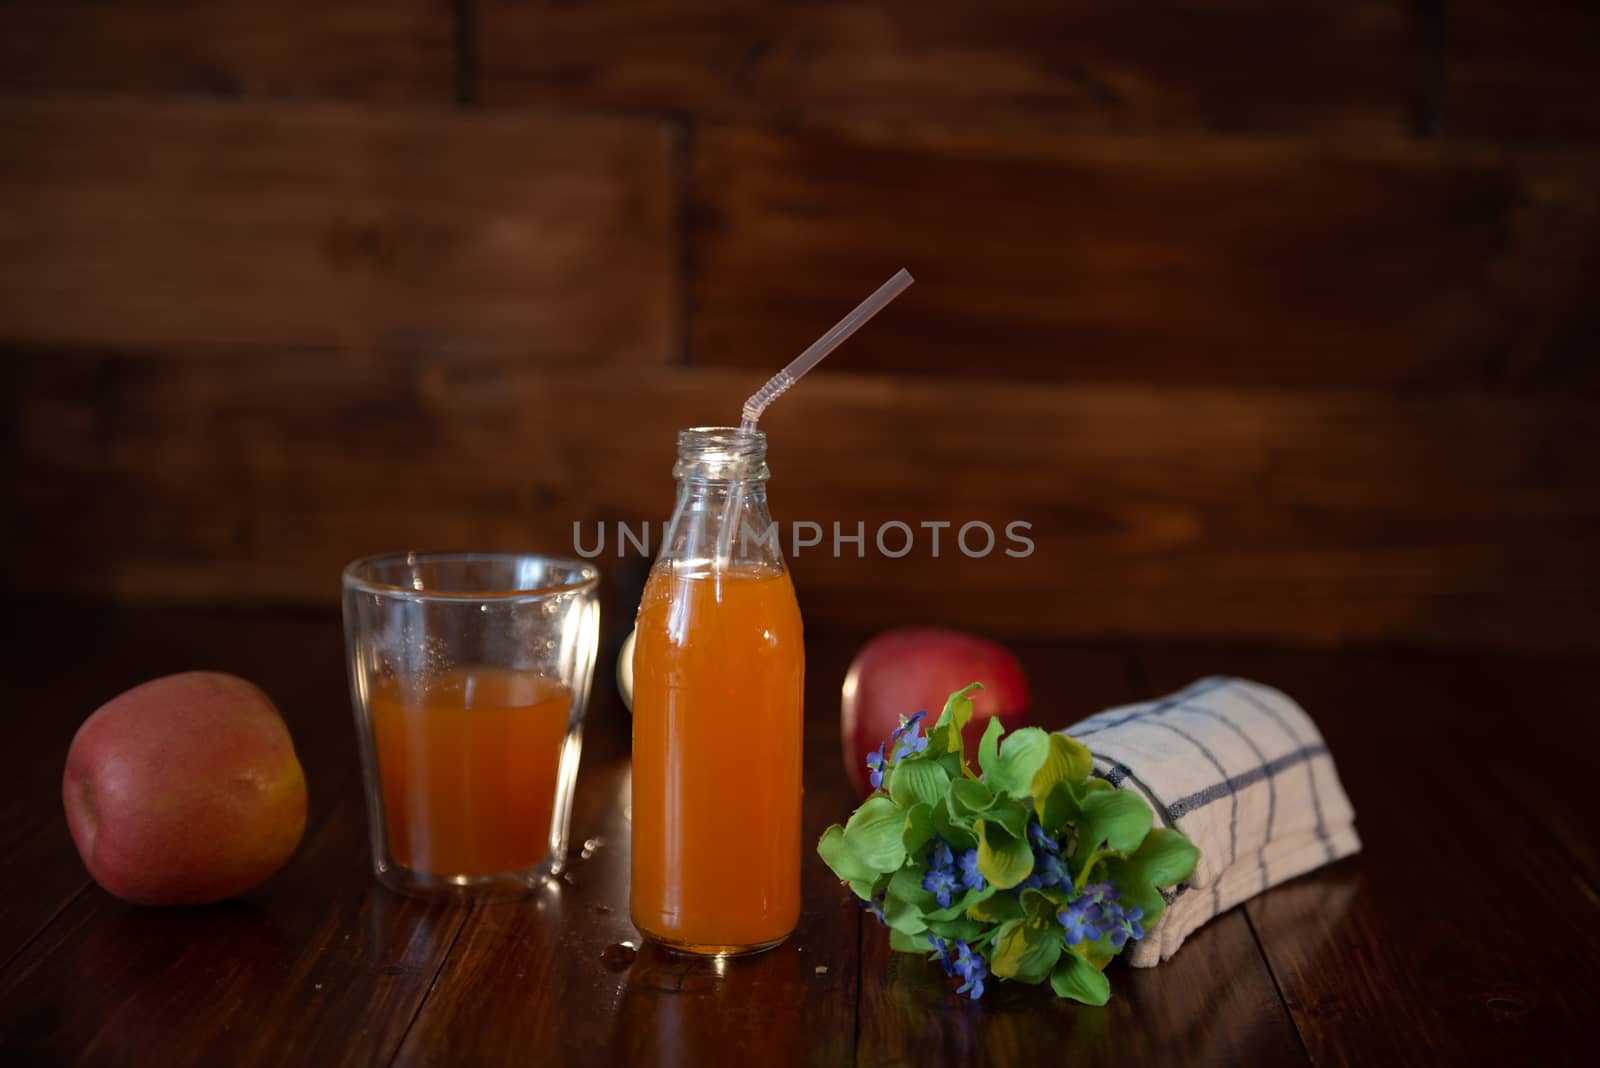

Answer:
[0,601,1593,1067]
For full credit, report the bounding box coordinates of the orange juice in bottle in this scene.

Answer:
[631,427,804,954]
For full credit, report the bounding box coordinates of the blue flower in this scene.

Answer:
[889,710,927,746]
[894,721,930,762]
[860,895,888,927]
[922,866,957,909]
[1057,899,1102,945]
[869,711,928,791]
[952,940,988,999]
[1030,852,1069,890]
[1058,882,1126,945]
[1016,820,1068,890]
[1106,904,1145,949]
[956,848,986,893]
[930,936,955,976]
[1062,883,1143,948]
[866,743,887,790]
[1028,820,1060,853]
[1082,881,1121,904]
[922,838,959,908]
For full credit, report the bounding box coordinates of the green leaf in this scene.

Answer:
[1019,887,1068,926]
[818,824,880,885]
[948,778,995,820]
[988,727,1051,798]
[883,895,929,935]
[1085,855,1183,957]
[1051,951,1112,1006]
[967,892,1025,924]
[847,878,877,901]
[984,792,1031,839]
[902,802,936,855]
[930,801,978,850]
[889,928,932,954]
[844,796,909,873]
[925,882,998,922]
[987,919,1024,976]
[882,868,933,934]
[928,683,983,760]
[1038,780,1078,833]
[1040,774,1113,834]
[925,916,986,944]
[890,757,951,811]
[1127,828,1201,887]
[1117,881,1166,929]
[977,715,1005,781]
[933,683,983,733]
[975,820,1035,889]
[1102,826,1200,936]
[990,919,1064,984]
[889,865,934,905]
[1072,789,1153,873]
[1031,734,1094,815]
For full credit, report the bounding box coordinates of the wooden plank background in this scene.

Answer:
[0,2,454,102]
[0,100,673,362]
[476,1,1428,134]
[688,127,1600,387]
[1,1,1596,650]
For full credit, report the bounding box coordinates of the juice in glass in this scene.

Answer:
[371,668,570,877]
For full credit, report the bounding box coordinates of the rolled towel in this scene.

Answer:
[1060,677,1360,967]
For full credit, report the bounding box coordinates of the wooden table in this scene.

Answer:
[1,602,1594,1065]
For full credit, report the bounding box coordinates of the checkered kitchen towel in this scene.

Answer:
[1060,677,1360,967]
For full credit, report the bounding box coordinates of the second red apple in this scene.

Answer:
[840,628,1031,798]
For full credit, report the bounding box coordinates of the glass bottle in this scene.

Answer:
[630,427,805,955]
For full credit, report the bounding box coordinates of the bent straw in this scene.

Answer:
[714,269,914,586]
[738,268,914,433]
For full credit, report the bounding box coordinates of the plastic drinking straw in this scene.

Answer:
[738,268,914,433]
[713,269,915,585]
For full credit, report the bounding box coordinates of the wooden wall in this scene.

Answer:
[2,2,1597,651]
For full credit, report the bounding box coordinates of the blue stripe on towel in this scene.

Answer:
[1165,744,1329,818]
[1231,687,1335,862]
[1143,718,1238,916]
[1099,764,1129,787]
[1180,701,1278,892]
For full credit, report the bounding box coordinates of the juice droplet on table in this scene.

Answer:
[601,942,638,971]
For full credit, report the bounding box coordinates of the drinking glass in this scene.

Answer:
[342,552,600,902]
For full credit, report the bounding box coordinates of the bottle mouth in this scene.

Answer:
[675,426,769,481]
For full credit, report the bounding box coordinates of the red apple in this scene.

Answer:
[63,671,308,905]
[841,628,1031,797]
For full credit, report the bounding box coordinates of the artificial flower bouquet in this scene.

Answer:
[818,684,1200,1004]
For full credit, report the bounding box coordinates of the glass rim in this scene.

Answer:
[341,550,600,602]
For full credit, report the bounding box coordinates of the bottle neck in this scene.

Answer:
[659,427,783,571]
[672,426,770,484]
